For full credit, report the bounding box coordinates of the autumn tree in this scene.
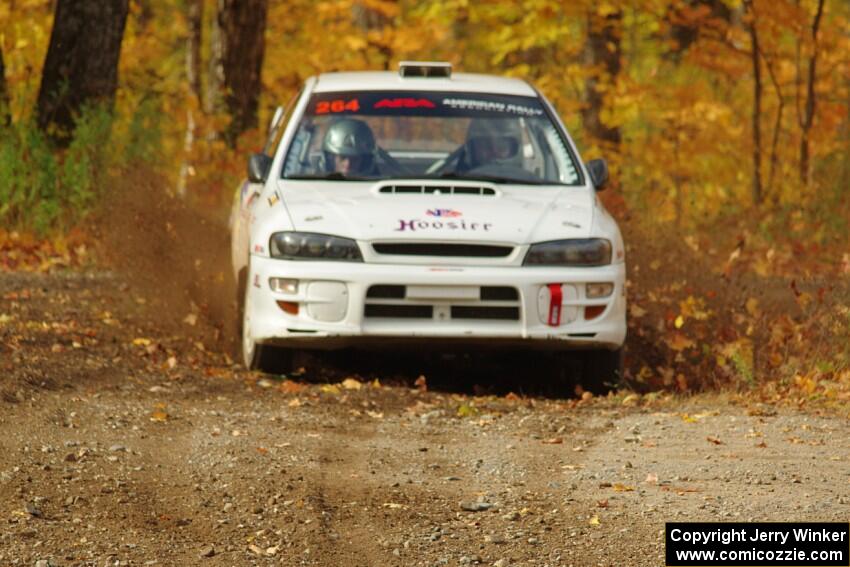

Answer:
[36,0,130,145]
[352,0,398,70]
[667,0,732,54]
[745,0,763,205]
[581,6,623,150]
[218,0,269,146]
[797,0,826,186]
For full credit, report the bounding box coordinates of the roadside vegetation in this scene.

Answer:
[1,0,848,401]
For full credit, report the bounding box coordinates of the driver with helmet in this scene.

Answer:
[322,118,379,176]
[459,118,523,172]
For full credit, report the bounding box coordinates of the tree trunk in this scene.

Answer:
[0,44,10,126]
[762,51,784,197]
[36,0,130,145]
[746,0,763,206]
[187,0,203,103]
[352,0,396,70]
[581,7,623,150]
[798,0,825,186]
[218,0,269,146]
[668,0,732,55]
[205,0,224,117]
[178,0,204,197]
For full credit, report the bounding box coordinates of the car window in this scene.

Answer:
[282,91,581,185]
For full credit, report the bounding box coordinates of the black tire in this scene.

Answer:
[580,347,625,394]
[246,343,295,375]
[239,266,295,375]
[235,268,248,348]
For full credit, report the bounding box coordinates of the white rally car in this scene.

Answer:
[231,62,626,390]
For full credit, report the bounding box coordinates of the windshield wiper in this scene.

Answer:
[287,173,372,181]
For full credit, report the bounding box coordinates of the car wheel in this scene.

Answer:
[240,269,294,374]
[580,347,624,395]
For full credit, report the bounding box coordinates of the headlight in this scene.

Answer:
[523,238,612,267]
[269,232,363,261]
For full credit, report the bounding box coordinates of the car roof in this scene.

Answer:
[312,71,537,97]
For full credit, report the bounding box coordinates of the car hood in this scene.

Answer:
[275,180,595,244]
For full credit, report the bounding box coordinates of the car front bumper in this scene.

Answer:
[246,255,626,350]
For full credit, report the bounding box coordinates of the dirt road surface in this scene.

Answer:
[2,270,849,566]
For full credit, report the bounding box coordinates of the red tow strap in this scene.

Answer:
[547,283,562,326]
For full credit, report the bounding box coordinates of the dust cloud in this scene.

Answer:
[90,169,239,356]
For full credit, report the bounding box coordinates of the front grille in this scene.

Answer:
[372,243,513,257]
[378,184,496,196]
[366,285,518,301]
[366,285,405,299]
[363,285,522,322]
[451,306,520,320]
[364,304,433,318]
[480,286,519,301]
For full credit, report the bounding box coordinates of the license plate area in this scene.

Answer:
[405,285,479,300]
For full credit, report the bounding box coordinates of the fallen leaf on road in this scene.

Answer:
[621,393,640,406]
[150,410,169,422]
[645,473,659,484]
[280,380,305,394]
[706,436,724,445]
[320,384,340,395]
[366,410,383,419]
[542,437,563,445]
[457,403,478,418]
[589,515,600,526]
[668,332,695,352]
[341,377,362,390]
[612,483,634,492]
[597,499,609,508]
[132,338,152,346]
[414,375,427,392]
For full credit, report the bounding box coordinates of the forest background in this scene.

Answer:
[1,0,848,402]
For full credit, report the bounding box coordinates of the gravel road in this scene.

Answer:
[2,271,848,567]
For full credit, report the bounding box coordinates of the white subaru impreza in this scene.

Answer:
[230,62,626,390]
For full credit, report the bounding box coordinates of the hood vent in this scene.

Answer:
[378,184,496,196]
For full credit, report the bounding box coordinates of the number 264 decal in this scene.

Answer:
[316,99,360,114]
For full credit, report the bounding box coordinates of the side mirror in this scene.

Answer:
[247,153,272,183]
[586,158,609,191]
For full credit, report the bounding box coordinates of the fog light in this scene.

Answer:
[276,300,299,315]
[269,278,298,294]
[585,305,606,320]
[586,282,614,298]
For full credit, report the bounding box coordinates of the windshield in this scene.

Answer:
[282,91,581,185]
